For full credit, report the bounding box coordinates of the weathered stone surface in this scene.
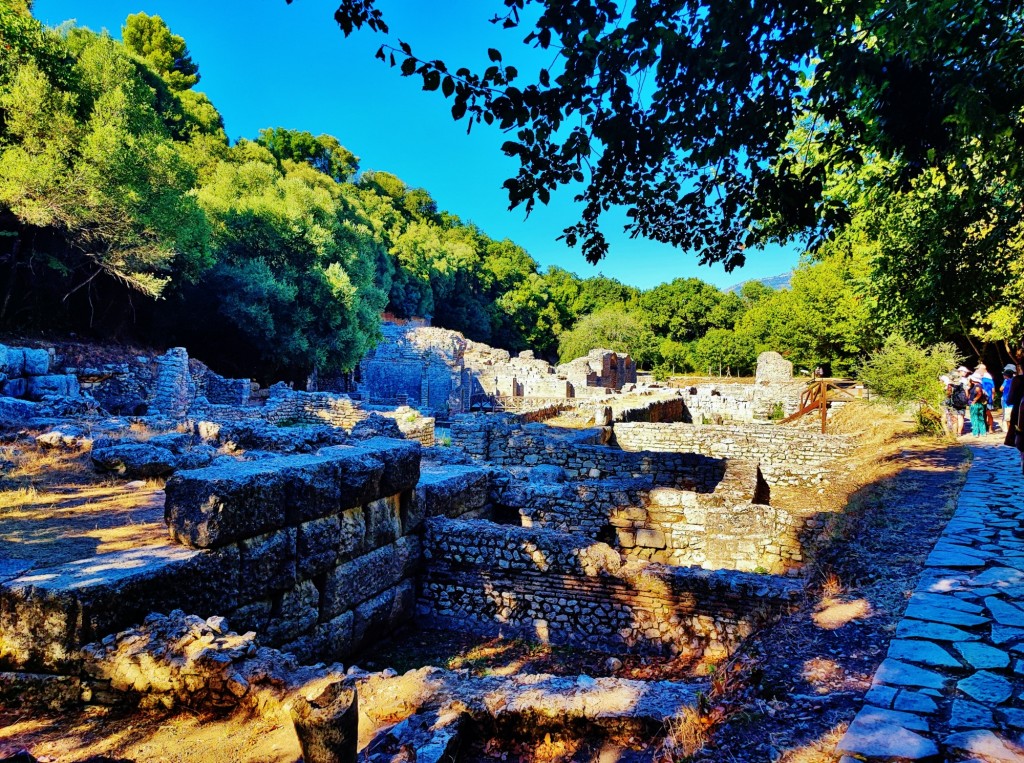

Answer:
[321,537,421,620]
[949,699,995,729]
[26,374,80,401]
[357,438,420,497]
[165,447,402,549]
[91,443,177,478]
[896,619,982,642]
[893,690,938,715]
[955,641,1011,670]
[904,601,990,627]
[873,659,947,690]
[265,580,320,645]
[414,465,490,524]
[887,639,960,669]
[353,579,416,646]
[944,730,1024,762]
[0,544,239,672]
[0,396,38,422]
[237,528,297,598]
[957,670,1013,704]
[986,596,1024,627]
[836,706,938,759]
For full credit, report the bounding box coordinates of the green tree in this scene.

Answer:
[257,127,359,182]
[858,335,961,408]
[557,306,657,366]
[121,12,199,91]
[313,0,1024,268]
[638,278,742,344]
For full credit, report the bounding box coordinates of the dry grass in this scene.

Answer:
[0,443,167,569]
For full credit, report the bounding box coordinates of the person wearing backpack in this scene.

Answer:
[946,372,969,435]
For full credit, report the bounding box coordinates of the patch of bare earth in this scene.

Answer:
[0,445,166,571]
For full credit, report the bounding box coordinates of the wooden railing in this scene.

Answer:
[778,378,858,433]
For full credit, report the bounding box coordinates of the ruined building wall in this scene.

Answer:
[419,518,801,660]
[493,460,798,573]
[450,414,727,488]
[357,323,466,415]
[614,423,853,486]
[1,440,431,672]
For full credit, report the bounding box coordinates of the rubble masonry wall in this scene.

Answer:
[419,518,802,659]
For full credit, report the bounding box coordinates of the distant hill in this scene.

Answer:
[726,271,793,294]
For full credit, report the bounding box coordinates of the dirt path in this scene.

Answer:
[691,439,969,763]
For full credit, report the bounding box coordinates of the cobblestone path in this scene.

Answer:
[837,443,1024,762]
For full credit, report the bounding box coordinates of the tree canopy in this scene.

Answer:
[310,0,1024,269]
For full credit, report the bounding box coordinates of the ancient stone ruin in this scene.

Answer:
[0,337,864,759]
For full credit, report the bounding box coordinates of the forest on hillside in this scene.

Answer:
[1,3,1021,382]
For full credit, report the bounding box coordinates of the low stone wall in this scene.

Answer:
[263,387,435,446]
[672,380,808,422]
[420,519,802,659]
[1,439,423,672]
[451,414,727,489]
[614,422,853,486]
[493,461,798,573]
[0,343,79,401]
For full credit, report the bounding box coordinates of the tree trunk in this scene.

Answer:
[290,681,358,763]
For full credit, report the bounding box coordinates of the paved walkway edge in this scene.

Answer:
[837,443,1024,762]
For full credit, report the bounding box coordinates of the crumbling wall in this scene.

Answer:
[263,386,435,445]
[451,414,726,488]
[614,423,853,486]
[357,323,466,415]
[1,440,423,672]
[419,519,801,659]
[0,343,79,401]
[494,460,794,573]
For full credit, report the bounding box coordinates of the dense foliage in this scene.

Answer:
[1,7,1019,384]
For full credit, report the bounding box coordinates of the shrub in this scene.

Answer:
[857,335,961,408]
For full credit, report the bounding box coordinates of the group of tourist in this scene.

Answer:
[943,342,1024,474]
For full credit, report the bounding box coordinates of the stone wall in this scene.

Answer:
[0,443,500,674]
[0,343,79,401]
[450,414,728,488]
[613,422,853,486]
[1,439,422,672]
[263,386,435,446]
[492,460,798,573]
[419,519,802,659]
[614,396,690,423]
[357,323,466,415]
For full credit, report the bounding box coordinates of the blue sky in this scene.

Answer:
[34,0,802,291]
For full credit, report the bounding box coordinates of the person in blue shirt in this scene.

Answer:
[1003,364,1017,429]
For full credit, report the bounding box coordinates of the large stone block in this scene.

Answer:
[352,579,416,647]
[281,610,354,664]
[23,348,50,376]
[415,465,490,523]
[365,495,402,550]
[264,580,320,645]
[357,437,420,496]
[321,536,421,620]
[165,460,289,548]
[0,544,239,672]
[237,528,297,598]
[0,346,25,377]
[92,443,177,479]
[284,447,384,524]
[26,374,79,401]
